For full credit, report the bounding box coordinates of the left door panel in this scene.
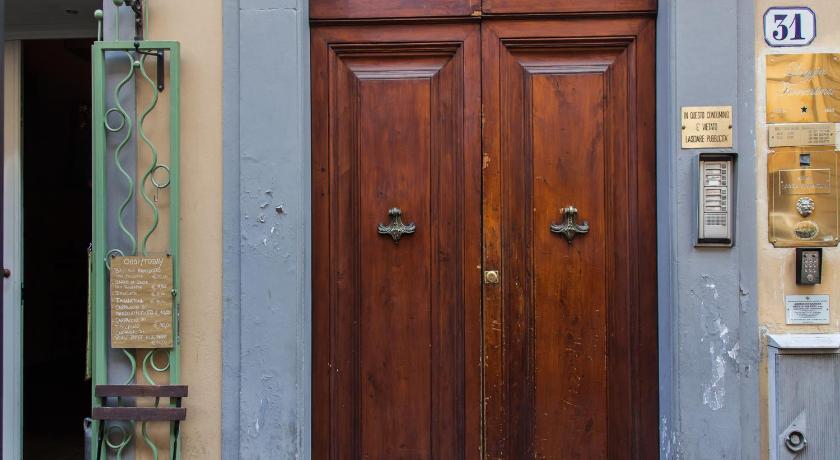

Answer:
[311,25,482,460]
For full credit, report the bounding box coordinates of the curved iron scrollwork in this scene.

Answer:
[550,206,590,244]
[378,208,416,244]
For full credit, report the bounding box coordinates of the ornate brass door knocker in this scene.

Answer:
[378,207,416,244]
[550,206,590,244]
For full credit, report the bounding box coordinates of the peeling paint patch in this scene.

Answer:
[716,318,729,339]
[739,285,751,313]
[256,397,268,434]
[700,273,719,299]
[727,342,740,361]
[702,355,726,411]
[692,273,741,411]
[660,416,685,459]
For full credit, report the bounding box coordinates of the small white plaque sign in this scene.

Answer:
[764,7,816,47]
[785,294,830,325]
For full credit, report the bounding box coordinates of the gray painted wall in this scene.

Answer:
[657,1,759,459]
[222,0,311,458]
[221,1,761,459]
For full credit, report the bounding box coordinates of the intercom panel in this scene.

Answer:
[697,153,736,247]
[768,147,840,247]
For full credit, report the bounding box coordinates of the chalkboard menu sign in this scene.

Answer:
[110,256,174,349]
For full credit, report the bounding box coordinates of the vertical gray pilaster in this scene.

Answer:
[221,0,241,456]
[222,0,311,457]
[657,1,759,459]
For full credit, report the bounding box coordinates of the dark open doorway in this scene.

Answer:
[22,38,93,459]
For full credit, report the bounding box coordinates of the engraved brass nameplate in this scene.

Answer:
[768,147,840,247]
[779,169,831,195]
[769,124,837,148]
[681,106,733,148]
[110,255,174,349]
[767,54,840,123]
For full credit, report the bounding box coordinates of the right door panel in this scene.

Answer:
[481,18,658,459]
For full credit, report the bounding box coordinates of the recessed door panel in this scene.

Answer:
[359,76,433,457]
[311,25,482,460]
[531,70,610,457]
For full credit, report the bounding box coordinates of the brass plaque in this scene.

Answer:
[768,146,840,247]
[681,106,733,148]
[766,54,840,123]
[779,169,831,195]
[110,256,174,349]
[768,123,837,147]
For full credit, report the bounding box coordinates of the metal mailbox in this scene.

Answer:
[768,334,840,459]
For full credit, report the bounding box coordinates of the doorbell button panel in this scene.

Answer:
[796,248,822,285]
[697,152,737,247]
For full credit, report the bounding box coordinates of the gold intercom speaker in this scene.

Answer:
[768,147,840,248]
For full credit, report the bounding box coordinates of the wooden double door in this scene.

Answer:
[311,4,658,458]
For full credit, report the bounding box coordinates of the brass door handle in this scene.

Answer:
[377,207,416,244]
[550,206,590,244]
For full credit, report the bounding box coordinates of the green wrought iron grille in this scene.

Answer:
[91,3,181,459]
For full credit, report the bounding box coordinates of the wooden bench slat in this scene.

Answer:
[91,407,186,422]
[95,384,188,398]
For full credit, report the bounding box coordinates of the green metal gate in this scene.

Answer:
[90,2,182,458]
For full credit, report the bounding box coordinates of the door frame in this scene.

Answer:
[2,39,22,460]
[221,2,764,459]
[221,1,664,457]
[308,14,657,457]
[1,15,100,455]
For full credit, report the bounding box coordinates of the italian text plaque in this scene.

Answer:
[786,295,830,325]
[681,106,733,148]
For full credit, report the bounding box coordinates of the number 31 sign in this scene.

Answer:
[764,7,816,47]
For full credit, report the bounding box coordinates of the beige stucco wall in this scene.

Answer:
[134,1,223,458]
[756,1,840,458]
